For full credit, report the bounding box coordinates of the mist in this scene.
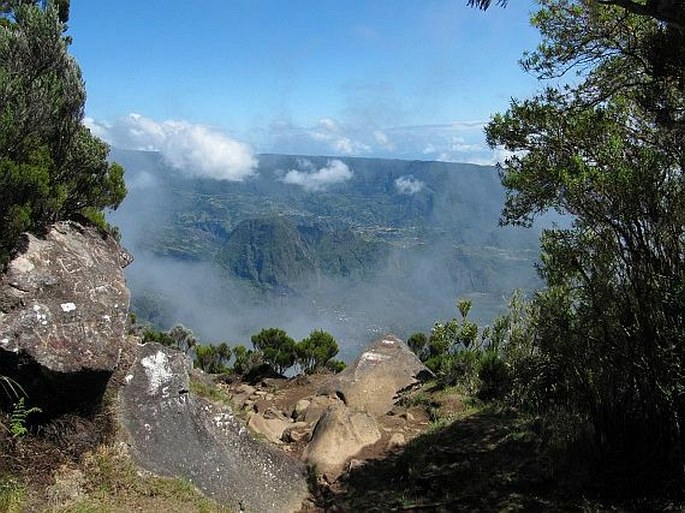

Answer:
[108,149,542,362]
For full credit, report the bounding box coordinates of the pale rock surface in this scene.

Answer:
[248,412,291,445]
[302,404,381,480]
[119,343,308,513]
[319,334,433,416]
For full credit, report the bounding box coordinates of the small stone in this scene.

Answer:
[347,459,365,472]
[292,398,311,419]
[388,433,406,449]
[401,412,415,422]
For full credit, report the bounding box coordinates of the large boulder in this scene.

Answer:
[302,404,381,480]
[119,342,308,513]
[319,334,433,416]
[0,221,132,415]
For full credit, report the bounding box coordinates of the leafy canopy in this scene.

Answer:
[486,0,684,492]
[0,1,126,266]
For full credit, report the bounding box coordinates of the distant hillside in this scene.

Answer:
[108,149,542,350]
[217,216,387,292]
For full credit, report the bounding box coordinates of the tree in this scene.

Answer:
[167,324,197,355]
[296,329,340,374]
[251,328,297,375]
[231,344,263,377]
[0,1,125,266]
[486,0,684,492]
[195,342,232,374]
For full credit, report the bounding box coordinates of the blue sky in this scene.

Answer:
[69,0,541,171]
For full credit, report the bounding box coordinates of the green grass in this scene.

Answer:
[0,475,26,513]
[48,445,234,513]
[188,374,231,405]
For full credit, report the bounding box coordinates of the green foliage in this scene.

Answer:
[141,327,175,347]
[409,294,533,402]
[230,344,262,376]
[407,332,428,361]
[0,2,126,266]
[9,397,40,438]
[188,373,231,404]
[325,358,346,373]
[421,299,481,388]
[251,328,297,375]
[295,329,340,374]
[194,342,232,375]
[475,350,510,403]
[0,475,25,513]
[141,324,197,355]
[486,0,685,492]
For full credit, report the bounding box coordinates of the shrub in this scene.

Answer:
[295,329,340,374]
[0,5,126,266]
[476,350,510,402]
[250,328,296,376]
[194,343,232,375]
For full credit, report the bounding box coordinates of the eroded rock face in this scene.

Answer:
[119,343,309,513]
[319,334,433,416]
[0,221,132,414]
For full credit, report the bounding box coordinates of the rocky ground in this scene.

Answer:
[219,373,440,473]
[219,374,683,513]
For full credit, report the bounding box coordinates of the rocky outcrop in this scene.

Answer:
[119,343,309,513]
[319,334,433,416]
[0,221,132,415]
[299,335,432,480]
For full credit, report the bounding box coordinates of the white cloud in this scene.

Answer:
[85,114,257,181]
[128,170,157,190]
[266,118,372,157]
[395,175,425,195]
[264,116,500,164]
[373,130,394,151]
[281,159,353,192]
[311,118,371,155]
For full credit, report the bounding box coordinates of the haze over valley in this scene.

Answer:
[111,149,542,359]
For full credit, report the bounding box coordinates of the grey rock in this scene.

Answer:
[0,221,131,414]
[299,395,342,425]
[319,334,433,417]
[119,343,308,513]
[281,422,310,443]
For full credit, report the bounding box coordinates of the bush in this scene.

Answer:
[407,332,428,361]
[250,328,296,376]
[296,329,340,374]
[194,343,232,375]
[0,4,126,267]
[476,350,511,402]
[325,359,346,373]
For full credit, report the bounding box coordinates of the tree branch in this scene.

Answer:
[597,0,685,31]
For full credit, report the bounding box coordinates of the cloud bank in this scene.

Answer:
[395,176,425,195]
[264,117,505,165]
[281,159,353,191]
[85,113,257,181]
